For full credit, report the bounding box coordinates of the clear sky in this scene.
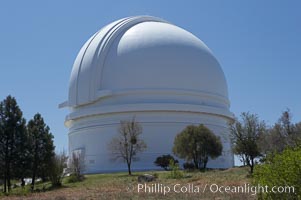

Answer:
[1,0,300,153]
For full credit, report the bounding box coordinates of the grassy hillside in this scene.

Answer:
[1,167,256,200]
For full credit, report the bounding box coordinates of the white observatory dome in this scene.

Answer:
[60,16,234,173]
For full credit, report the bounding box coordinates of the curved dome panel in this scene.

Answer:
[103,21,228,97]
[66,16,229,110]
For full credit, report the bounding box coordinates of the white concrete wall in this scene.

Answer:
[68,111,234,173]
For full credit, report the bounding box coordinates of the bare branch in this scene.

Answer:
[108,117,147,175]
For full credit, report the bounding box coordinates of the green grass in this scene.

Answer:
[0,167,256,200]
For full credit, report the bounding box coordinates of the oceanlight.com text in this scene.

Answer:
[131,183,295,196]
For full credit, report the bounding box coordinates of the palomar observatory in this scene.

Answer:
[60,16,234,173]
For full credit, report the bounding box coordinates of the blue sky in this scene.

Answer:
[1,0,300,153]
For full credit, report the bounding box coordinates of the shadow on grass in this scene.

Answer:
[31,184,70,193]
[116,174,140,178]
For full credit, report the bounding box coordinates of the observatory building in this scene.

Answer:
[60,16,234,173]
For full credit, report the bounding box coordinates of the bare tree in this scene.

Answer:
[49,151,68,187]
[70,150,85,180]
[259,110,301,155]
[108,117,147,175]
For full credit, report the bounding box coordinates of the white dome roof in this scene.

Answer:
[62,16,231,119]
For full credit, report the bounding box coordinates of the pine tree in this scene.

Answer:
[0,95,26,193]
[27,113,55,191]
[13,124,31,187]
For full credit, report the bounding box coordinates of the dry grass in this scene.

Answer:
[1,167,256,200]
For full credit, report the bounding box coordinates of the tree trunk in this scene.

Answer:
[127,162,131,175]
[3,174,6,193]
[7,176,11,192]
[31,163,37,191]
[21,178,25,188]
[6,165,11,192]
[193,159,199,169]
[4,139,8,193]
[250,158,254,174]
[31,172,36,191]
[203,161,207,170]
[203,156,208,171]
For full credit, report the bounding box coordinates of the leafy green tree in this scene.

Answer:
[0,95,26,193]
[173,124,223,170]
[253,146,301,200]
[230,112,266,174]
[27,113,55,191]
[154,154,178,171]
[108,117,147,175]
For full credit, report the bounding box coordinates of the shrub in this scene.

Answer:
[70,151,85,180]
[253,146,301,199]
[168,160,184,179]
[183,162,196,171]
[49,152,68,187]
[154,154,178,171]
[66,174,84,183]
[66,174,77,183]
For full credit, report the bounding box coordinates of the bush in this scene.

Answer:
[70,152,85,179]
[49,152,68,187]
[183,162,196,171]
[253,146,301,199]
[168,160,184,179]
[154,154,178,171]
[66,174,78,183]
[66,174,84,183]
